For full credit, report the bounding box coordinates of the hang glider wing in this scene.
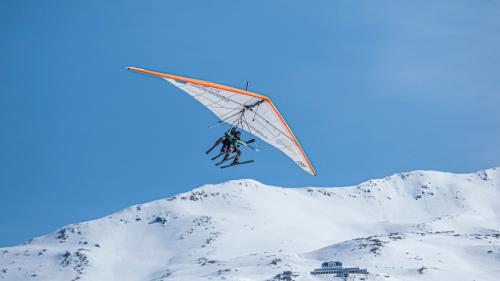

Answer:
[127,67,316,176]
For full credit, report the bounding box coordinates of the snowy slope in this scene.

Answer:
[1,168,499,281]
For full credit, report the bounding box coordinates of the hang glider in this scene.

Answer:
[127,67,316,176]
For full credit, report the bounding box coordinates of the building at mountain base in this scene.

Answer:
[310,261,368,277]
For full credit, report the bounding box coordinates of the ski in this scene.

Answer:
[220,160,254,169]
[206,146,216,155]
[206,138,223,154]
[215,155,236,166]
[211,151,225,161]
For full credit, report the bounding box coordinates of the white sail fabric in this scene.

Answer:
[164,78,315,175]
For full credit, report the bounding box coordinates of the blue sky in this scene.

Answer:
[1,1,499,247]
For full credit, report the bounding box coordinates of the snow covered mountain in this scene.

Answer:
[1,168,500,281]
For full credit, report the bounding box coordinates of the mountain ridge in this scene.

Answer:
[1,167,499,281]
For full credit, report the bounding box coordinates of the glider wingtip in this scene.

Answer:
[308,165,317,176]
